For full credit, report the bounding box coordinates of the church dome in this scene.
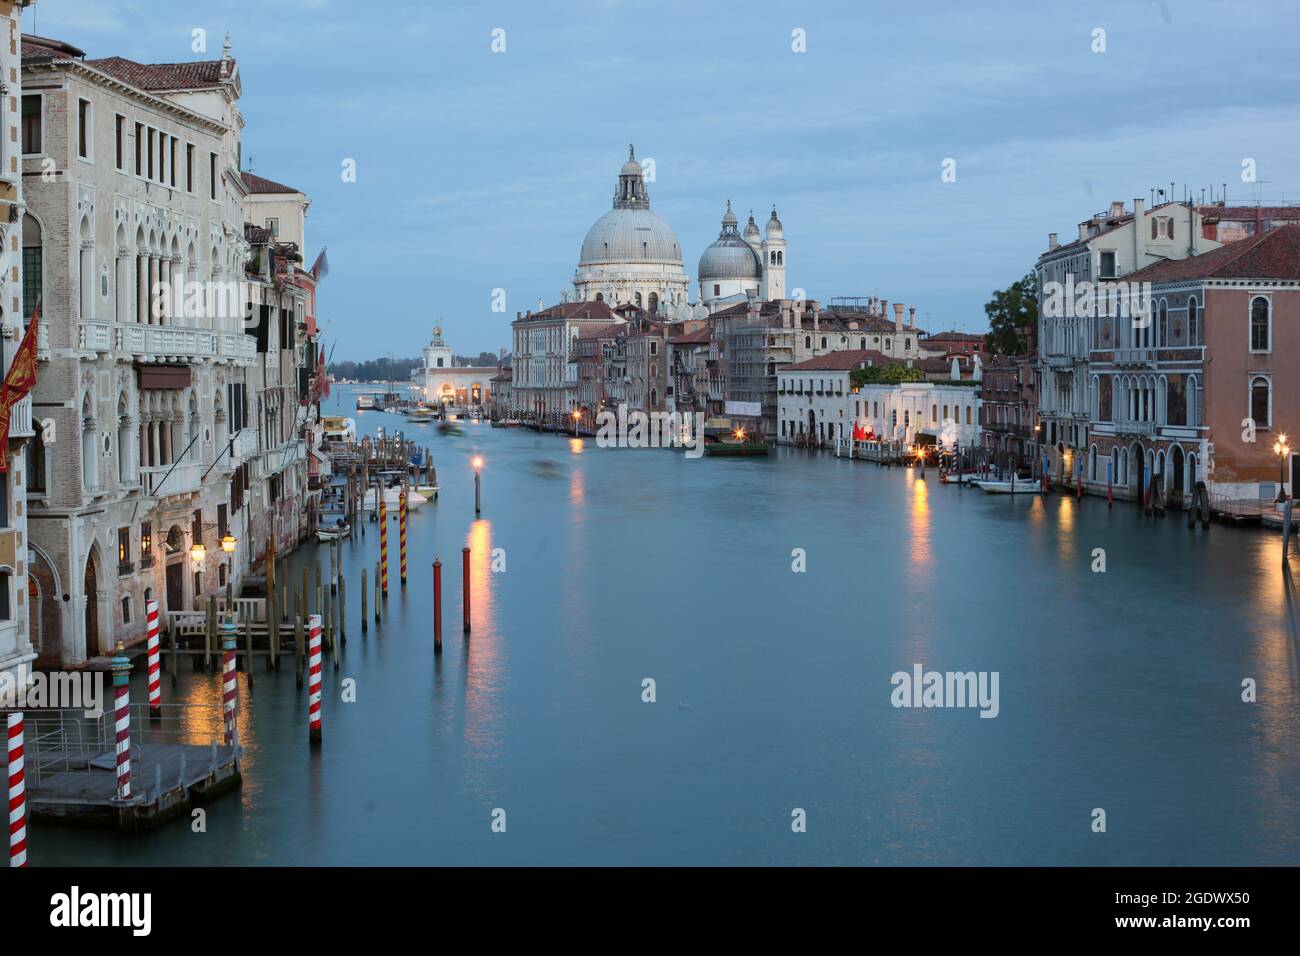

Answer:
[578,145,683,266]
[698,200,761,281]
[580,207,683,265]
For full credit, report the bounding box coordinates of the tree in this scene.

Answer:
[850,363,924,388]
[983,273,1037,356]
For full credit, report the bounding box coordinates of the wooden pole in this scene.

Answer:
[243,612,254,686]
[374,560,381,624]
[267,551,278,672]
[462,546,471,633]
[205,595,215,671]
[433,559,442,653]
[361,567,368,633]
[338,574,347,645]
[292,589,302,687]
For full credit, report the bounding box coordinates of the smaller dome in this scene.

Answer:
[722,199,737,227]
[766,207,783,238]
[743,212,760,239]
[620,144,642,178]
[699,200,762,283]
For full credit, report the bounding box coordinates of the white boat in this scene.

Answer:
[316,523,351,542]
[415,484,439,499]
[363,487,428,510]
[320,416,356,445]
[976,476,1040,494]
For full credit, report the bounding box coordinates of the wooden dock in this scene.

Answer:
[20,706,241,831]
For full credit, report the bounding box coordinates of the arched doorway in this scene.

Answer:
[84,549,103,656]
[807,409,816,444]
[165,525,186,614]
[28,546,62,668]
[1132,442,1145,503]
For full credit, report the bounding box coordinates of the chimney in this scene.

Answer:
[1078,222,1089,241]
[893,302,904,332]
[1109,200,1125,219]
[908,306,916,329]
[1048,232,1059,250]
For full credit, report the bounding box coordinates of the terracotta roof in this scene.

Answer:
[783,349,896,372]
[710,300,784,319]
[521,301,617,323]
[576,323,625,339]
[924,331,983,342]
[1195,205,1300,222]
[85,55,234,90]
[20,36,86,62]
[669,327,712,345]
[243,222,272,244]
[1126,224,1300,283]
[242,171,301,195]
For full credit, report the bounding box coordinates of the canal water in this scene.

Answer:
[33,388,1300,865]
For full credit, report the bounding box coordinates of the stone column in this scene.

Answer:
[148,256,160,324]
[79,241,95,320]
[116,248,131,323]
[137,254,149,323]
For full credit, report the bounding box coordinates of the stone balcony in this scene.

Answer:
[8,395,34,438]
[1114,419,1156,437]
[74,322,257,364]
[140,461,203,498]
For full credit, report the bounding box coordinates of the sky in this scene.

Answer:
[31,0,1300,360]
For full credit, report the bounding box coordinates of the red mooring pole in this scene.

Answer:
[462,546,471,634]
[433,559,443,653]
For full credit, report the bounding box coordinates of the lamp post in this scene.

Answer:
[573,409,581,436]
[472,456,483,515]
[1275,434,1291,503]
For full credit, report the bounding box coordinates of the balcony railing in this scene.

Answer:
[229,428,257,462]
[140,461,203,498]
[78,321,113,353]
[117,324,219,362]
[1113,348,1157,367]
[8,395,34,438]
[1113,419,1156,437]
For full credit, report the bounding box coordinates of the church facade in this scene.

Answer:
[420,327,497,407]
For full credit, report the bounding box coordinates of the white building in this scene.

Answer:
[776,351,981,448]
[697,201,786,312]
[511,301,622,421]
[420,326,497,407]
[573,147,690,314]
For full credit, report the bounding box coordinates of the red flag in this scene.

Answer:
[0,307,42,472]
[318,351,330,401]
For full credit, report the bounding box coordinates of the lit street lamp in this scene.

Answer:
[472,456,483,515]
[1274,434,1290,502]
[573,409,581,436]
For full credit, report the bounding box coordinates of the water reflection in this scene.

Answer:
[910,473,931,567]
[462,519,502,786]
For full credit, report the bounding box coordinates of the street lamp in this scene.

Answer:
[1274,434,1290,502]
[573,408,581,436]
[916,443,926,479]
[190,542,206,563]
[472,456,483,515]
[221,534,238,554]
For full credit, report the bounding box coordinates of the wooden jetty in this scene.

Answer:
[19,705,241,831]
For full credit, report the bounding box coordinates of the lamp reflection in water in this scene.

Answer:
[461,519,503,785]
[910,471,931,566]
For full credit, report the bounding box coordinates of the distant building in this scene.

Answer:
[420,326,496,407]
[979,354,1038,469]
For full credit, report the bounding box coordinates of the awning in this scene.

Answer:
[137,365,192,389]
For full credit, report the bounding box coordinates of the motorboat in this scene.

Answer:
[316,521,351,542]
[975,475,1040,494]
[362,487,429,510]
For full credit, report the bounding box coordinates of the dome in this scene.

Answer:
[699,237,761,280]
[743,212,760,239]
[580,207,683,265]
[698,200,761,281]
[766,207,783,238]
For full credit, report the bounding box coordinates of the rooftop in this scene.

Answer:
[783,350,895,372]
[1126,224,1300,283]
[242,171,302,195]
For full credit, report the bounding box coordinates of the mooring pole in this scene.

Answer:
[462,546,471,634]
[146,599,162,717]
[361,567,368,633]
[433,558,443,653]
[6,712,27,867]
[399,491,408,586]
[110,642,133,801]
[221,618,238,747]
[379,493,389,595]
[338,573,347,644]
[307,614,323,746]
[374,560,382,624]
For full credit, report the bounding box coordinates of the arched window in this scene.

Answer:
[594,292,603,302]
[1187,296,1199,346]
[22,214,43,322]
[634,292,642,308]
[804,335,811,349]
[1250,296,1270,351]
[81,392,98,493]
[1157,300,1168,347]
[648,292,658,314]
[1250,375,1270,428]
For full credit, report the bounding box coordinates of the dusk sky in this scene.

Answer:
[32,0,1300,360]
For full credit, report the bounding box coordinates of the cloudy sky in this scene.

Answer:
[31,0,1300,360]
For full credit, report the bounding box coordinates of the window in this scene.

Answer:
[217,504,228,539]
[1099,251,1116,278]
[1250,376,1271,428]
[121,596,132,624]
[146,128,155,178]
[1188,297,1200,346]
[210,152,218,200]
[1250,296,1270,351]
[158,133,166,183]
[169,137,176,187]
[0,572,10,622]
[1157,300,1168,347]
[141,521,153,567]
[266,217,279,237]
[26,428,47,494]
[186,143,195,192]
[192,509,203,545]
[134,122,143,174]
[21,95,41,154]
[0,471,8,528]
[75,99,89,156]
[115,114,124,169]
[118,527,131,573]
[22,213,43,317]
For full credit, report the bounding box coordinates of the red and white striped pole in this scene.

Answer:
[220,618,238,747]
[307,614,323,746]
[146,599,162,717]
[110,642,132,802]
[379,494,389,595]
[399,491,408,586]
[7,712,26,867]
